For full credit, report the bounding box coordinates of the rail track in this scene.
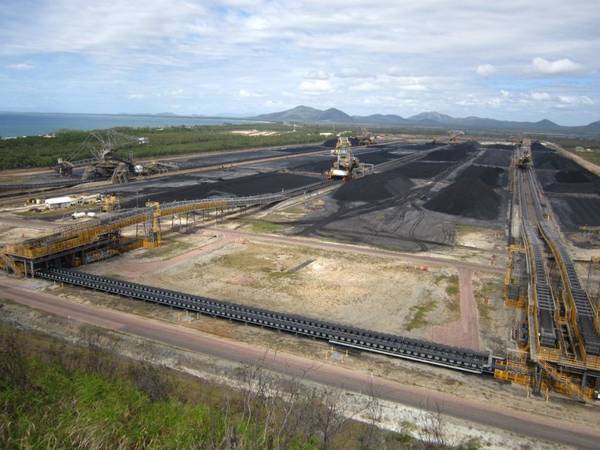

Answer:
[36,267,494,374]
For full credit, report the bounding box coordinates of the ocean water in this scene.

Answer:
[0,112,254,137]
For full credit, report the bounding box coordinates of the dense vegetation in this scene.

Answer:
[0,124,332,171]
[0,323,480,449]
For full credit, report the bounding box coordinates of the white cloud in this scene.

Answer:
[336,68,372,79]
[557,95,593,105]
[500,90,510,98]
[400,83,427,92]
[530,91,551,101]
[304,70,329,80]
[349,82,380,92]
[300,79,333,93]
[165,88,184,97]
[531,57,584,75]
[476,64,496,76]
[1,0,599,122]
[6,62,33,70]
[239,89,262,97]
[127,93,145,99]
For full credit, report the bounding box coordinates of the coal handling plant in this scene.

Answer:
[1,129,600,417]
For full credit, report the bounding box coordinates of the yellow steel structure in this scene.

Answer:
[538,229,590,359]
[504,245,527,308]
[1,197,236,269]
[538,360,595,401]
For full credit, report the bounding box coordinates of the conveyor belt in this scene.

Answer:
[521,167,600,355]
[518,170,558,348]
[36,267,493,374]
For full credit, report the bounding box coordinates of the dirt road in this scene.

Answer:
[1,279,598,448]
[211,227,504,274]
[429,268,480,350]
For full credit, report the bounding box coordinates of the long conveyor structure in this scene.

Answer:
[517,169,558,350]
[0,181,329,275]
[509,141,600,400]
[37,267,494,374]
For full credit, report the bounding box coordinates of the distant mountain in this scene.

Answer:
[254,105,353,123]
[408,111,455,123]
[251,106,600,136]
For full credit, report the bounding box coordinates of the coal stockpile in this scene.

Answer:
[121,172,317,207]
[423,142,478,162]
[461,166,506,187]
[291,159,331,173]
[531,143,580,171]
[545,180,600,194]
[548,170,600,194]
[394,161,453,179]
[333,171,413,202]
[560,197,600,228]
[215,172,317,196]
[425,177,501,220]
[474,148,513,167]
[550,197,600,232]
[482,144,515,150]
[176,149,281,170]
[357,151,401,165]
[276,144,326,153]
[531,142,600,194]
[555,171,590,183]
[395,143,440,151]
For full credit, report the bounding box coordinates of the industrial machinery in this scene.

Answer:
[327,137,357,179]
[498,139,600,402]
[517,147,532,169]
[357,128,376,146]
[54,130,140,184]
[326,137,373,180]
[448,130,465,143]
[134,160,179,176]
[101,194,120,212]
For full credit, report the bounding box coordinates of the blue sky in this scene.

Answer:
[1,0,599,125]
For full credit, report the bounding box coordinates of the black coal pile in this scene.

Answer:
[555,171,590,183]
[121,172,317,207]
[276,144,325,154]
[425,177,500,220]
[357,151,401,165]
[293,159,332,172]
[397,143,440,151]
[212,172,317,196]
[546,179,600,194]
[482,144,515,150]
[461,166,506,187]
[531,142,580,171]
[333,171,413,202]
[474,148,513,167]
[424,142,478,162]
[565,197,600,227]
[394,161,454,179]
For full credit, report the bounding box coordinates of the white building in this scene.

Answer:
[44,196,75,209]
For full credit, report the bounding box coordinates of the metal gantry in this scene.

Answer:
[504,141,600,401]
